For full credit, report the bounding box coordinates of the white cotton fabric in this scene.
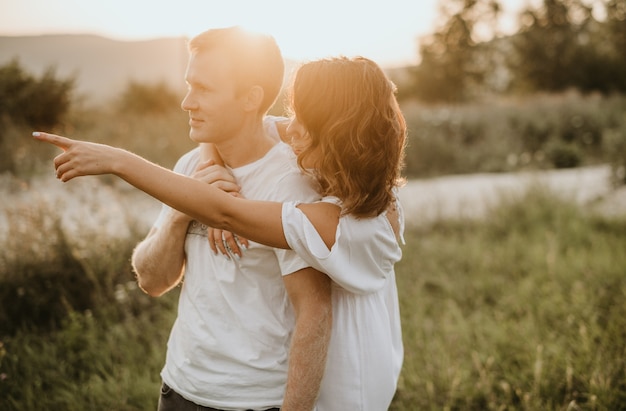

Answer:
[281,196,405,411]
[156,117,320,410]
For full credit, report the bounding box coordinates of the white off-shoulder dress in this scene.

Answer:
[281,196,404,411]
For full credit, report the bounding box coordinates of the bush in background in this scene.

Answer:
[0,63,193,178]
[2,60,625,185]
[65,80,193,170]
[83,106,193,170]
[0,193,147,335]
[606,127,626,186]
[402,92,626,180]
[0,189,176,410]
[0,59,74,130]
[116,80,182,116]
[0,59,74,175]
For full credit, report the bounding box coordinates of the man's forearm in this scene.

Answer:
[131,211,191,296]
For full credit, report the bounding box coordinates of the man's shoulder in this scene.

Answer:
[262,143,305,178]
[263,150,318,201]
[263,115,289,143]
[265,141,296,164]
[178,146,201,162]
[173,147,201,174]
[237,148,316,202]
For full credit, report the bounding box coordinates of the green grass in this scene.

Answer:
[0,192,179,410]
[1,185,624,410]
[391,187,626,410]
[3,77,625,409]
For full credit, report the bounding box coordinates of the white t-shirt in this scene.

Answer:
[155,118,320,409]
[281,196,405,411]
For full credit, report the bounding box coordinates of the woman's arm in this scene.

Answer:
[281,267,332,410]
[199,143,249,257]
[33,132,291,249]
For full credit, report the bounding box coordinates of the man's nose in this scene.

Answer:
[181,92,195,111]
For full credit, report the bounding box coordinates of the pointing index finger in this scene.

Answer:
[32,131,73,151]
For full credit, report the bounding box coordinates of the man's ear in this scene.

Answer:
[243,85,264,112]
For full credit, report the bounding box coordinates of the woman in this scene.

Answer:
[34,56,407,411]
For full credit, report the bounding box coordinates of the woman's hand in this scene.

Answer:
[207,191,250,260]
[32,131,124,181]
[193,154,250,259]
[34,131,250,258]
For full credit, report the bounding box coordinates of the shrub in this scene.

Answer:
[545,141,582,168]
[0,59,74,129]
[606,127,626,186]
[116,81,182,115]
[0,178,177,410]
[400,92,625,179]
[0,187,150,335]
[83,107,193,170]
[0,59,74,175]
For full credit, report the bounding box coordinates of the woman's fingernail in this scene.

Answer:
[32,132,40,137]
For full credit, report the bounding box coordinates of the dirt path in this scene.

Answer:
[1,165,624,237]
[398,165,626,226]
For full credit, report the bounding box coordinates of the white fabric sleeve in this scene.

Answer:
[281,202,393,295]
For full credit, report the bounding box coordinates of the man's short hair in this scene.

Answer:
[189,26,285,114]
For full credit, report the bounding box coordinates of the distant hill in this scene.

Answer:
[0,34,189,102]
[0,34,409,104]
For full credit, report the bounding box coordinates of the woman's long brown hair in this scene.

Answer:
[289,57,407,218]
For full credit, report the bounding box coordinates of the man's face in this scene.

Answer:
[181,49,245,144]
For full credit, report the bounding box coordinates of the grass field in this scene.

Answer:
[0,90,625,410]
[391,187,626,410]
[1,178,625,410]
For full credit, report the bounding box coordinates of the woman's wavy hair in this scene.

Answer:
[288,56,407,218]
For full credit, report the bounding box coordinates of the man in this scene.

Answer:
[131,27,332,411]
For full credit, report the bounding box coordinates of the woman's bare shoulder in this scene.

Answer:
[296,202,341,250]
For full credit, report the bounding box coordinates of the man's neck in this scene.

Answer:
[213,119,277,168]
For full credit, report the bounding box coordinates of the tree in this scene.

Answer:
[0,59,74,174]
[604,0,626,91]
[410,0,502,102]
[507,0,611,93]
[116,80,182,115]
[0,59,74,129]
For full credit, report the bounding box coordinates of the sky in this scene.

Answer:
[0,0,527,68]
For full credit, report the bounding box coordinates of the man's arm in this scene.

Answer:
[131,209,191,296]
[281,268,332,411]
[132,143,241,296]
